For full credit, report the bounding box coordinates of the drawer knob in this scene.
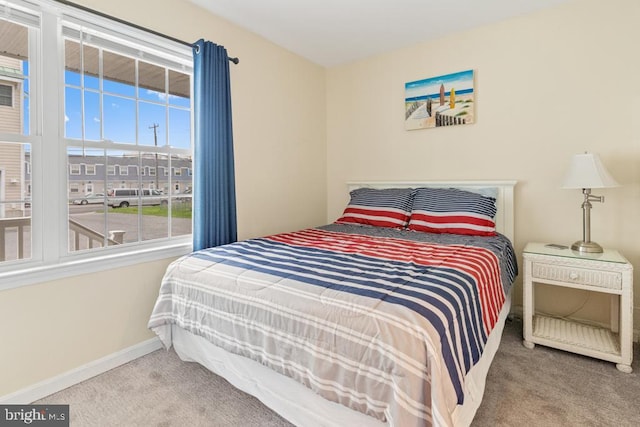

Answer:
[569,272,579,280]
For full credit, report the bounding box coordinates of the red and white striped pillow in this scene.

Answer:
[408,187,497,236]
[336,188,414,229]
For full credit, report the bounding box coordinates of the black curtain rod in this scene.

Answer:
[53,0,240,64]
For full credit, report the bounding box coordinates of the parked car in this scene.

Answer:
[71,193,106,205]
[107,188,168,208]
[176,187,192,203]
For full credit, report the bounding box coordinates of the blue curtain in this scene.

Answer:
[192,39,237,250]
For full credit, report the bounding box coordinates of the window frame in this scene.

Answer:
[0,0,193,291]
[0,83,13,107]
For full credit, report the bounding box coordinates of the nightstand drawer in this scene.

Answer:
[531,262,622,290]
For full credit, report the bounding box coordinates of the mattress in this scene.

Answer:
[149,223,517,426]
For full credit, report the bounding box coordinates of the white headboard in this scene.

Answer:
[346,180,517,242]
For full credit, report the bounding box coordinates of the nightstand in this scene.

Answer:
[522,242,634,372]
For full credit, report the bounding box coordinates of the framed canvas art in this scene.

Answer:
[405,69,475,130]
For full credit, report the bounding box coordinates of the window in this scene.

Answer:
[63,12,192,254]
[0,6,33,266]
[0,0,193,286]
[0,84,12,106]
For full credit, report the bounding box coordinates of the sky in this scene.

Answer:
[22,64,191,150]
[405,69,474,100]
[22,61,29,135]
[63,69,191,150]
[18,36,191,151]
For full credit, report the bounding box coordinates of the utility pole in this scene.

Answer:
[149,123,159,191]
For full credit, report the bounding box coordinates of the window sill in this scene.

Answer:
[0,239,193,292]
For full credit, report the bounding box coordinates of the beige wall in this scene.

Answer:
[326,0,640,327]
[0,0,327,397]
[0,258,172,395]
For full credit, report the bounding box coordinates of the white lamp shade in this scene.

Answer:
[562,153,619,189]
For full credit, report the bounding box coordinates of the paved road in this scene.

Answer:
[71,211,192,243]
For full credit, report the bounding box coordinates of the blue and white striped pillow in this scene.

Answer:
[408,187,497,236]
[336,188,414,229]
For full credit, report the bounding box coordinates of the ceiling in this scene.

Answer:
[189,0,573,67]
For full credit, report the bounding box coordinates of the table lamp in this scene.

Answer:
[562,152,619,253]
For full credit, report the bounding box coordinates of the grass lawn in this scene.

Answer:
[109,204,192,219]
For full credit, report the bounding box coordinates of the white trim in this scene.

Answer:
[346,180,517,242]
[60,10,191,69]
[0,132,39,143]
[0,337,162,404]
[0,240,191,291]
[0,0,41,28]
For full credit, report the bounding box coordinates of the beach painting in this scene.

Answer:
[405,69,475,130]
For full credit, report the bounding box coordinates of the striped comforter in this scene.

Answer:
[148,224,517,427]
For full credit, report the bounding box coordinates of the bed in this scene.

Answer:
[148,180,518,427]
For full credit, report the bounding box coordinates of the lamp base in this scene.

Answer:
[571,240,603,253]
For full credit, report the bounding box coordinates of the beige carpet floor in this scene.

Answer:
[473,317,640,426]
[36,318,640,426]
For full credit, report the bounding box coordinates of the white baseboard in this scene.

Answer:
[0,337,162,404]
